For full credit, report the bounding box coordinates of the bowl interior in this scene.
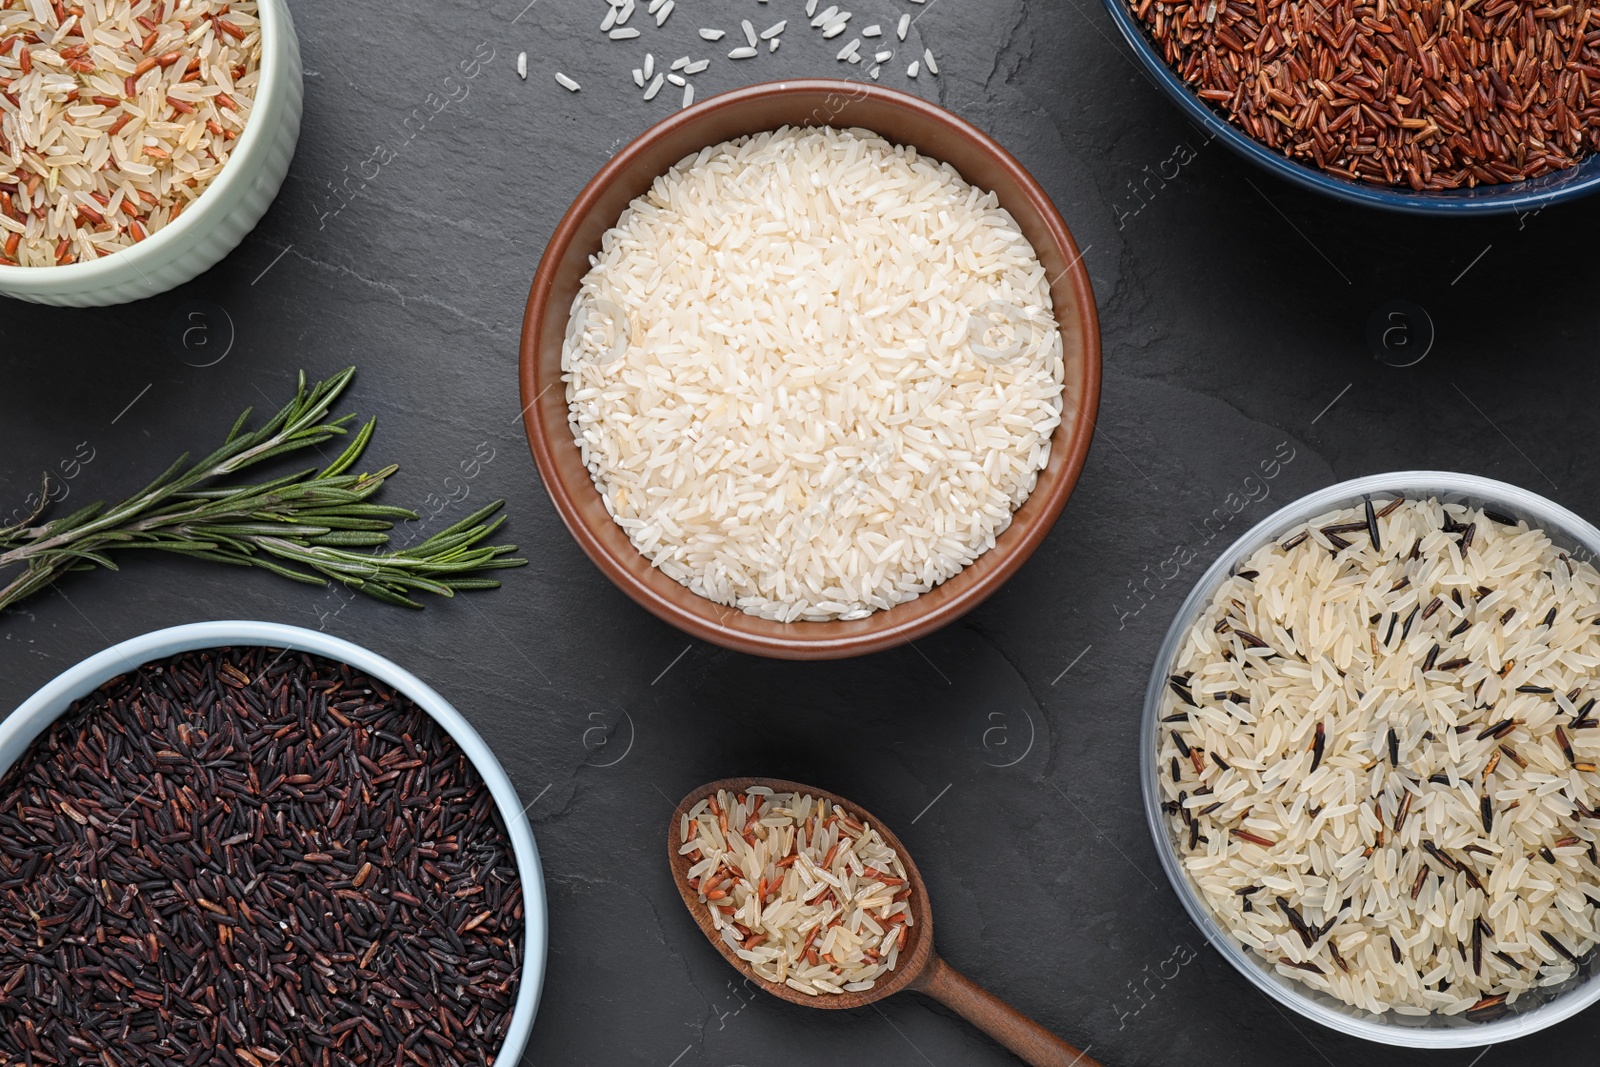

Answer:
[0,620,546,1062]
[520,80,1101,659]
[0,0,295,285]
[1141,473,1600,1047]
[1099,0,1600,215]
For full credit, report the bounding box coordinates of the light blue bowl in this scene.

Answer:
[1,620,547,1060]
[1143,473,1600,1046]
[0,0,303,305]
[1101,0,1600,216]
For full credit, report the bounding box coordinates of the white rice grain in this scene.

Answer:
[562,127,1064,622]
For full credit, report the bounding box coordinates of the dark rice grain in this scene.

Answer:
[0,647,524,1067]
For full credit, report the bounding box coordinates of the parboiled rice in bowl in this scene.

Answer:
[1143,472,1600,1048]
[0,0,300,305]
[0,0,260,267]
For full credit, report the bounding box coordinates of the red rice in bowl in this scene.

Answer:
[1158,495,1600,1017]
[0,0,259,266]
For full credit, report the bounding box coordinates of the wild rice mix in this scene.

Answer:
[678,787,915,995]
[0,0,260,266]
[1159,497,1600,1016]
[1131,0,1600,188]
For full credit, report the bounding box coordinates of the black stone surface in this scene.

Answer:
[2,0,1599,1064]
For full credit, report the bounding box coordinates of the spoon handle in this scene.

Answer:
[913,955,1103,1067]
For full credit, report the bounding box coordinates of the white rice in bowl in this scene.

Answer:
[1158,496,1600,1017]
[562,126,1065,622]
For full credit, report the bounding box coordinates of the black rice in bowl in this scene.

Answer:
[0,647,522,1066]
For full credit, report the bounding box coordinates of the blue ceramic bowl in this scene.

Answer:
[1101,0,1600,216]
[1143,474,1600,1046]
[2,621,547,1060]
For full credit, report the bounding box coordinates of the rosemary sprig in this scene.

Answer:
[0,367,525,613]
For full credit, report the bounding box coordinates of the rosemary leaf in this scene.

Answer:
[0,368,526,616]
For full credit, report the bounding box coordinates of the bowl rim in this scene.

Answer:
[519,78,1102,659]
[1,619,547,1060]
[1141,471,1600,1047]
[0,0,292,282]
[1098,0,1600,216]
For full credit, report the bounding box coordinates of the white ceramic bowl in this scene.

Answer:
[0,0,303,306]
[1,620,547,1058]
[1142,472,1600,1047]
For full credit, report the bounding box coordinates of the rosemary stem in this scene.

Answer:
[0,368,525,616]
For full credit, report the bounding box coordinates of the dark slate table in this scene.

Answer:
[3,0,1597,1064]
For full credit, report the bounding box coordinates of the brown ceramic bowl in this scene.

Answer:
[519,80,1101,660]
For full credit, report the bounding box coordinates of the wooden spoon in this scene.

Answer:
[668,777,1104,1067]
